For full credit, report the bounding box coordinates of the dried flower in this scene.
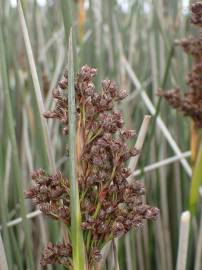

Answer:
[26,65,159,268]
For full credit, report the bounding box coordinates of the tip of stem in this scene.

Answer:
[181,211,191,223]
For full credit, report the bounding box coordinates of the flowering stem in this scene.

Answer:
[68,29,85,270]
[26,63,159,268]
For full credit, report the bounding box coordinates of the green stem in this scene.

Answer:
[140,43,175,173]
[0,9,34,269]
[68,29,85,270]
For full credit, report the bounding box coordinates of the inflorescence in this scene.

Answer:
[26,65,159,268]
[158,2,202,128]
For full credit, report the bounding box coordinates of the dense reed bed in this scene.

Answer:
[0,0,202,269]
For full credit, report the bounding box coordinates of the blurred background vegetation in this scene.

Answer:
[0,0,201,269]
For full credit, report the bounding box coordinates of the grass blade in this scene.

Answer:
[0,143,12,269]
[194,211,202,270]
[17,0,56,173]
[189,143,202,212]
[60,0,74,41]
[0,11,34,269]
[0,233,8,270]
[123,56,192,177]
[112,239,120,270]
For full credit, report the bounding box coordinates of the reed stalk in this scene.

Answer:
[68,29,85,270]
[0,10,34,269]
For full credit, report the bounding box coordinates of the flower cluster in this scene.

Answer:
[159,2,202,128]
[40,242,72,267]
[43,70,69,135]
[180,37,202,57]
[190,2,202,26]
[25,169,70,224]
[26,65,159,268]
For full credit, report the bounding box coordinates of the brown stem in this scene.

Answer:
[191,121,200,165]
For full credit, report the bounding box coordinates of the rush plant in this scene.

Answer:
[158,2,202,212]
[25,60,159,269]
